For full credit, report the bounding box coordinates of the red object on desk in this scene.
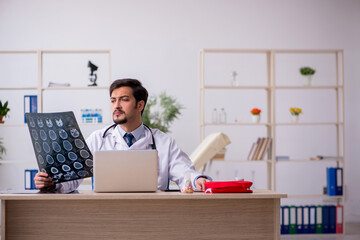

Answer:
[204,181,253,193]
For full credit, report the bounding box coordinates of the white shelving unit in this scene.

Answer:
[199,49,345,233]
[0,49,111,168]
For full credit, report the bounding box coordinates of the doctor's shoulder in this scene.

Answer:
[150,128,176,145]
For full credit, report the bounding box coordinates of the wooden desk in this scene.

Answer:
[1,189,286,240]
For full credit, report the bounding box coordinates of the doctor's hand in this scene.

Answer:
[196,177,211,191]
[34,172,56,192]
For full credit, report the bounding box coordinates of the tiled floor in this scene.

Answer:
[281,223,360,240]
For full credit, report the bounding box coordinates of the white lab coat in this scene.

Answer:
[57,124,208,193]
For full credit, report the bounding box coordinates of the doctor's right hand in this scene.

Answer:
[34,172,56,192]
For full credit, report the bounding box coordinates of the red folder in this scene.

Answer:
[204,181,253,193]
[336,205,343,234]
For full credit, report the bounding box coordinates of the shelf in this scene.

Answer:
[42,86,109,90]
[202,123,270,126]
[0,160,34,164]
[0,87,38,90]
[276,159,343,163]
[202,85,269,90]
[275,122,343,126]
[275,86,342,90]
[286,194,344,200]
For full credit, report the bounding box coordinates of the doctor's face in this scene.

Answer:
[110,87,143,125]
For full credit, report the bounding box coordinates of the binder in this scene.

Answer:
[329,205,336,233]
[336,168,343,196]
[327,168,337,196]
[336,205,344,234]
[316,205,323,233]
[24,95,38,123]
[303,206,310,234]
[282,206,290,234]
[24,169,38,190]
[322,205,330,233]
[309,205,316,233]
[296,206,303,234]
[289,205,297,234]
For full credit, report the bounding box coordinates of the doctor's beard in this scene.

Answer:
[113,110,127,125]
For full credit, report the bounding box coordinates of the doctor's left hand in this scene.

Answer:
[196,177,211,191]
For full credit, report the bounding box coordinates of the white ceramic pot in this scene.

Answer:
[252,114,260,123]
[291,115,299,123]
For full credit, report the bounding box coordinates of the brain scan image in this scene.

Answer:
[25,112,93,183]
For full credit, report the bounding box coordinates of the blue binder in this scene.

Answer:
[303,206,310,234]
[309,205,316,233]
[336,168,343,196]
[296,206,304,234]
[322,205,330,233]
[327,168,337,196]
[24,95,38,123]
[24,169,38,190]
[281,206,290,234]
[329,205,336,233]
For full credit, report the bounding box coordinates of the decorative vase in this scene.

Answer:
[0,115,4,124]
[291,115,299,123]
[252,114,260,123]
[304,75,312,86]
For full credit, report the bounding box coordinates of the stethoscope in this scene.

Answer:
[102,123,157,150]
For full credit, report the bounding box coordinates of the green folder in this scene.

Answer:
[289,205,297,234]
[316,205,323,233]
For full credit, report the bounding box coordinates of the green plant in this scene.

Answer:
[142,92,184,133]
[300,67,316,76]
[0,100,10,117]
[0,138,6,160]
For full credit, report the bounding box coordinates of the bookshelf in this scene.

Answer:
[199,49,345,233]
[0,50,111,190]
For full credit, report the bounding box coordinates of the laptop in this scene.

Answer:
[93,150,158,192]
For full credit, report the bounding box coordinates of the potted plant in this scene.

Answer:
[300,66,316,86]
[142,92,183,133]
[0,100,10,124]
[250,108,261,123]
[289,107,302,123]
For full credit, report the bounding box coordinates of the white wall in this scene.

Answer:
[0,0,359,222]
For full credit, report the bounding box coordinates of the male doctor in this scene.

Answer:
[34,78,211,193]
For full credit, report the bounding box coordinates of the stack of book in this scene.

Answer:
[247,137,272,160]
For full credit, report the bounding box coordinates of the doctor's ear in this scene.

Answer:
[137,100,145,112]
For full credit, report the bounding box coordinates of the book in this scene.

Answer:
[322,205,330,233]
[24,95,37,123]
[25,111,93,183]
[281,206,290,234]
[24,169,38,190]
[316,205,323,233]
[250,138,262,160]
[336,205,343,234]
[247,142,256,160]
[329,205,336,233]
[336,168,343,196]
[296,206,303,234]
[309,205,316,233]
[258,137,272,160]
[252,137,265,160]
[289,205,297,234]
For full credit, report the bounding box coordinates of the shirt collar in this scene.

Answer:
[117,123,145,142]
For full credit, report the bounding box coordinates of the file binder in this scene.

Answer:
[336,205,343,234]
[289,205,297,234]
[327,167,337,196]
[322,205,330,233]
[336,168,343,196]
[296,206,304,234]
[24,95,37,123]
[316,205,323,233]
[24,169,38,190]
[309,205,316,233]
[303,206,310,234]
[282,206,290,234]
[329,205,336,233]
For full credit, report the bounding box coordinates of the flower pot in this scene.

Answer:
[304,75,312,86]
[0,115,4,124]
[291,115,299,123]
[252,114,260,123]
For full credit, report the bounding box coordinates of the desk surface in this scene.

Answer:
[0,189,286,200]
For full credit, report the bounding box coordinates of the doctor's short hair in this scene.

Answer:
[109,78,148,114]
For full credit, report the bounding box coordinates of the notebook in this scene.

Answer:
[93,150,158,192]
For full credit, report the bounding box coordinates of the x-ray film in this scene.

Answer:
[25,111,93,183]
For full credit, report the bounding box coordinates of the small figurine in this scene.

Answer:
[88,61,98,86]
[181,172,194,193]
